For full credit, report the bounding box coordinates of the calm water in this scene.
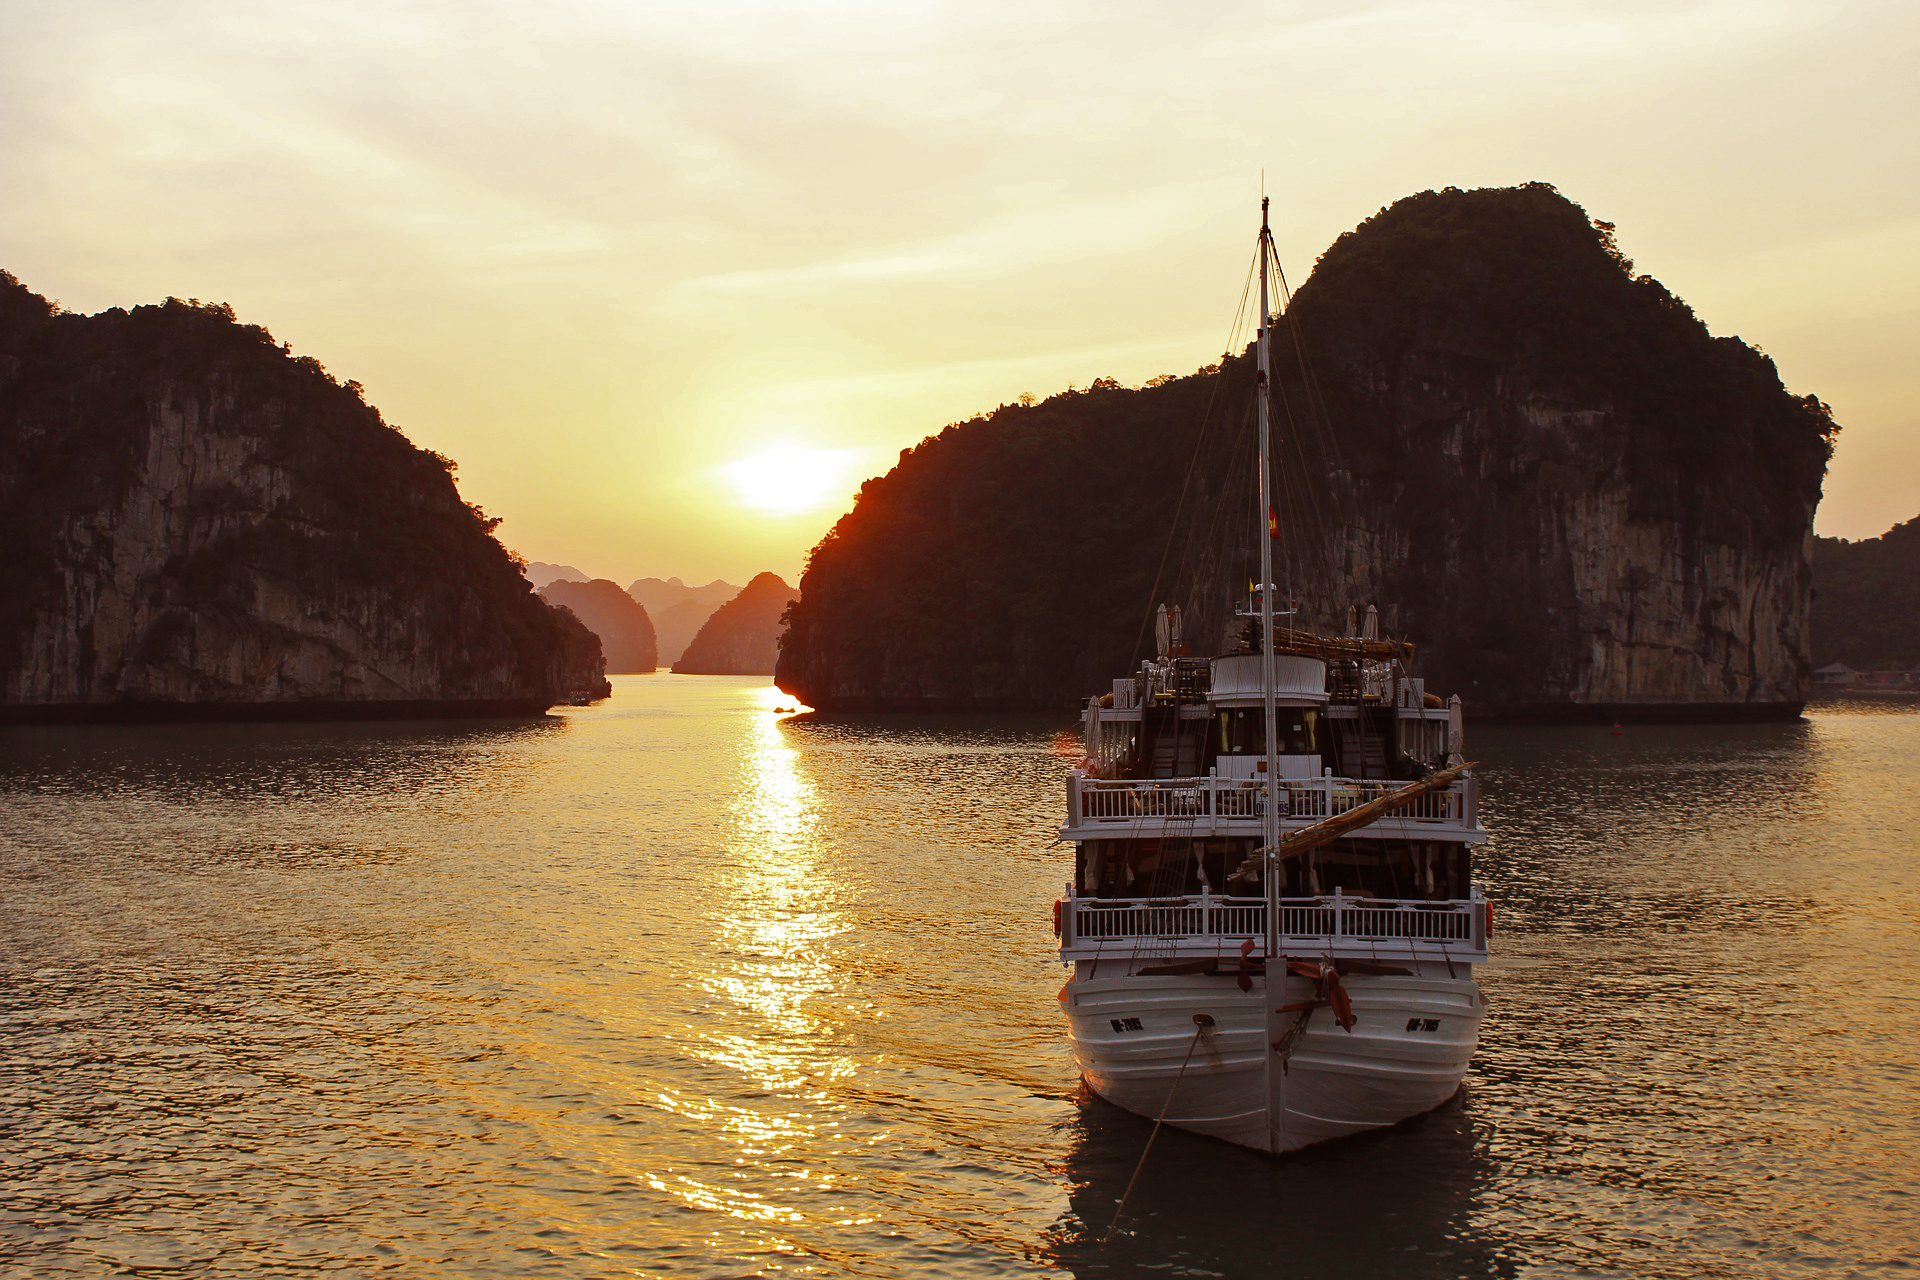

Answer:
[2,678,1915,1278]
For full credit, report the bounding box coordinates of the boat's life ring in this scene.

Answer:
[1052,899,1064,937]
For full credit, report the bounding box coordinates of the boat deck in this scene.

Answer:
[1062,772,1482,843]
[1058,889,1489,965]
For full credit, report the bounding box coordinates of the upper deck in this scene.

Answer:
[1074,642,1479,845]
[1061,769,1483,844]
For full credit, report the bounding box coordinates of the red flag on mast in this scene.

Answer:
[1267,507,1280,540]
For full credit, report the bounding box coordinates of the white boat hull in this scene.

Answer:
[1062,965,1482,1154]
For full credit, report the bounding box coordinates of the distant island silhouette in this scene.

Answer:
[520,570,742,669]
[524,561,591,589]
[630,577,740,666]
[539,579,659,674]
[675,573,795,675]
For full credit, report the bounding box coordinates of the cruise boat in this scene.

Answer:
[1053,201,1491,1155]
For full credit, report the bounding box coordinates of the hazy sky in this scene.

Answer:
[4,0,1914,584]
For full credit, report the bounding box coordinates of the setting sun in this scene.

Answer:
[719,447,867,517]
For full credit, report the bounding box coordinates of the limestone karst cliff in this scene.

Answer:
[539,579,658,673]
[674,573,794,676]
[0,273,609,720]
[774,184,1836,718]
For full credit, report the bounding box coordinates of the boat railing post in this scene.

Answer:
[1068,771,1083,825]
[1333,886,1345,939]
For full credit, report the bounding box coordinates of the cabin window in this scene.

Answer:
[1215,708,1318,756]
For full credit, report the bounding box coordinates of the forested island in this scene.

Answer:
[776,184,1836,718]
[0,273,608,721]
[1813,515,1920,669]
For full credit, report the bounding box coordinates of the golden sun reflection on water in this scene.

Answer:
[640,682,864,1236]
[713,686,842,1045]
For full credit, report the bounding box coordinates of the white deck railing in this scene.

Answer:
[1069,773,1470,827]
[1059,891,1487,960]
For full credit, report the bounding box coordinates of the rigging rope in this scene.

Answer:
[1128,255,1259,668]
[1272,252,1382,626]
[1126,208,1391,666]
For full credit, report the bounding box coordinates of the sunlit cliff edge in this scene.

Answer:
[775,184,1837,720]
[0,274,608,722]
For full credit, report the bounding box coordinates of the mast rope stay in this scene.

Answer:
[1127,254,1261,669]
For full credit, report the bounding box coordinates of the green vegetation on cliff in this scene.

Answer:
[1295,183,1834,546]
[1813,516,1920,669]
[776,184,1836,713]
[0,271,606,715]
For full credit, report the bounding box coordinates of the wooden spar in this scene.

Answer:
[1269,628,1415,663]
[1276,760,1474,860]
[1227,761,1476,885]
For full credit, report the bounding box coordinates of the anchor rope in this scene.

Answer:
[1102,1016,1211,1247]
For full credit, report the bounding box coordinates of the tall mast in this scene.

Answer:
[1256,197,1284,1154]
[1256,198,1280,948]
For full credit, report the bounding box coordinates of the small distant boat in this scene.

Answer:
[1052,201,1491,1155]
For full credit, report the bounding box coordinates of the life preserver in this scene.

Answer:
[1052,899,1063,937]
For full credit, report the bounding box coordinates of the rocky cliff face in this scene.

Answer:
[674,573,794,675]
[1285,185,1831,714]
[774,185,1834,717]
[0,275,608,719]
[539,579,658,673]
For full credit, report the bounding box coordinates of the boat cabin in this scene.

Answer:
[1084,651,1459,784]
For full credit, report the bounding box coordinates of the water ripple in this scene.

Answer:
[1,684,1915,1277]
